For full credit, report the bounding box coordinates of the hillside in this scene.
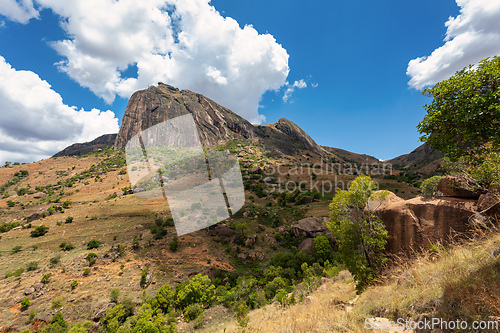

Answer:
[0,84,447,332]
[386,143,443,175]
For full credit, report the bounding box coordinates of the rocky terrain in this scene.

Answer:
[1,83,484,333]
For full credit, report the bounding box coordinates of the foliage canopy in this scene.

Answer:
[418,56,500,161]
[327,175,388,293]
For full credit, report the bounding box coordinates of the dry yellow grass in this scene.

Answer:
[203,228,500,333]
[355,227,500,323]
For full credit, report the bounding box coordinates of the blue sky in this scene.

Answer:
[1,0,499,163]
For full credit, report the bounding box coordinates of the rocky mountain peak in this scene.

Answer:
[113,83,258,150]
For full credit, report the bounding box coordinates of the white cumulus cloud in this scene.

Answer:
[0,0,39,23]
[283,79,307,103]
[26,0,290,124]
[407,0,500,89]
[0,56,119,163]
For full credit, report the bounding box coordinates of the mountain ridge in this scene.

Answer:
[53,83,442,172]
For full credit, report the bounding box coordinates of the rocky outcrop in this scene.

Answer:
[291,217,329,238]
[373,196,477,253]
[478,182,500,216]
[113,83,258,150]
[53,134,117,157]
[113,83,326,158]
[255,118,324,155]
[209,225,238,238]
[437,176,485,198]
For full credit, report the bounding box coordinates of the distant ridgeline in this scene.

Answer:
[52,134,117,157]
[53,83,443,175]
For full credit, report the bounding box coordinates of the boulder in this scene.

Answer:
[437,176,484,198]
[298,238,314,253]
[477,182,500,216]
[33,282,44,291]
[248,251,265,261]
[33,192,47,198]
[221,277,231,286]
[209,226,237,238]
[304,196,314,204]
[245,235,257,247]
[250,166,262,174]
[291,217,328,238]
[366,190,404,212]
[24,287,35,295]
[26,212,42,222]
[374,196,477,253]
[237,253,248,260]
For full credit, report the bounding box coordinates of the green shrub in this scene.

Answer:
[71,280,78,290]
[420,175,444,197]
[183,303,203,322]
[85,253,98,266]
[21,297,31,310]
[28,310,36,322]
[83,268,91,276]
[26,261,38,271]
[110,288,120,303]
[174,274,215,309]
[132,237,140,249]
[17,188,28,196]
[50,255,61,266]
[7,200,15,207]
[41,273,52,284]
[99,297,134,331]
[51,297,64,309]
[87,239,102,249]
[169,238,179,252]
[65,216,74,223]
[11,245,22,254]
[59,242,75,251]
[235,300,250,328]
[30,225,49,237]
[0,221,20,233]
[328,175,388,293]
[5,267,24,279]
[62,200,72,209]
[140,268,149,289]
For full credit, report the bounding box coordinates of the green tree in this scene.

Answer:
[174,274,215,309]
[418,56,500,161]
[327,175,388,293]
[313,235,333,263]
[154,285,174,313]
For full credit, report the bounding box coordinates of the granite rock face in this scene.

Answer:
[373,196,477,253]
[113,83,324,157]
[113,83,258,150]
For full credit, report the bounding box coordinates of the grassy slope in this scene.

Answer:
[0,142,428,332]
[227,228,500,333]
